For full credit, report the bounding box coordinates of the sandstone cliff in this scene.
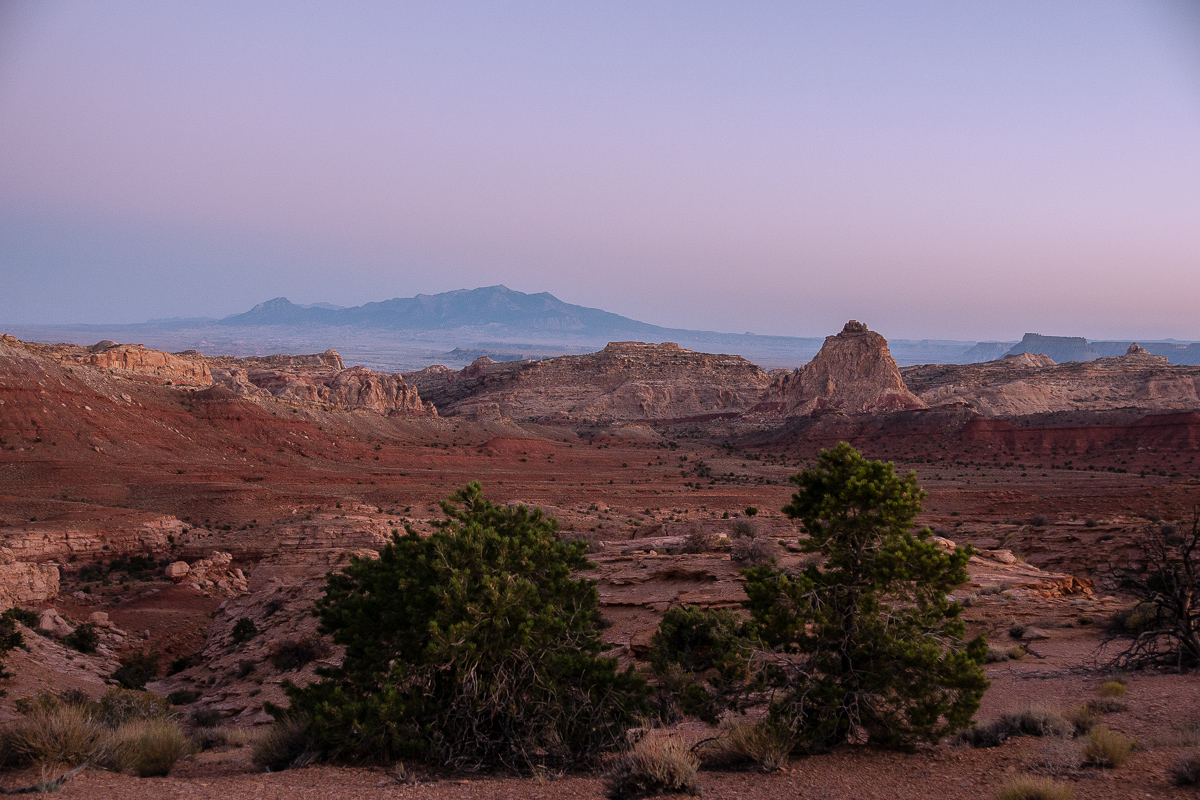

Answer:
[208,352,435,416]
[751,321,926,417]
[903,343,1200,416]
[404,341,770,423]
[84,342,213,387]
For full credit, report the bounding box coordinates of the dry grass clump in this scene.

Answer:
[986,646,1027,663]
[250,718,316,772]
[1151,718,1200,747]
[1034,736,1083,776]
[106,718,188,777]
[1084,696,1127,714]
[1064,705,1098,735]
[96,688,168,727]
[603,732,702,800]
[1082,725,1133,768]
[992,774,1073,800]
[1097,680,1126,698]
[1170,751,1200,786]
[730,537,780,566]
[701,716,789,772]
[0,704,109,769]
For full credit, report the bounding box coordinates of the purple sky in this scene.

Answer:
[1,1,1199,340]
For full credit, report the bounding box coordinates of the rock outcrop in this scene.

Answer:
[903,345,1200,416]
[405,341,770,423]
[752,321,926,417]
[83,343,213,387]
[209,353,435,417]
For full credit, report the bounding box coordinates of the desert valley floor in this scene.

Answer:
[1,326,1199,798]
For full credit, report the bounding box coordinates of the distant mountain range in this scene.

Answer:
[6,285,1199,370]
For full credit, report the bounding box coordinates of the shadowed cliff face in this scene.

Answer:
[751,321,927,417]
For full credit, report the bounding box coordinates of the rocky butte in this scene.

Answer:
[750,320,927,417]
[404,340,770,423]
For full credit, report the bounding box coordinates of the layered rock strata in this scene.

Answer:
[405,341,770,422]
[752,321,926,417]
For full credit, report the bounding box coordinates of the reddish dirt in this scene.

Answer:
[3,349,1200,798]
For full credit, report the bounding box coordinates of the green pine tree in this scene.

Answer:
[743,442,987,750]
[282,482,646,771]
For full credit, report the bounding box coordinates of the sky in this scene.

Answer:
[1,1,1199,340]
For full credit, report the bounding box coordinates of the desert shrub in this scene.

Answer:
[603,733,701,800]
[111,650,159,690]
[744,443,987,750]
[958,707,1073,748]
[167,654,193,675]
[167,689,200,706]
[992,774,1073,800]
[1084,696,1127,714]
[3,608,38,628]
[1104,507,1200,671]
[106,718,187,777]
[985,646,1010,663]
[0,610,26,680]
[980,584,1005,596]
[1030,514,1050,527]
[281,482,647,771]
[680,527,719,554]
[1036,736,1083,775]
[744,507,758,517]
[730,537,780,566]
[250,718,316,771]
[1098,680,1126,698]
[271,636,328,672]
[97,689,167,727]
[1009,622,1027,639]
[191,706,222,728]
[60,622,97,654]
[231,617,259,644]
[730,519,757,539]
[648,606,758,723]
[194,725,249,751]
[1170,751,1200,786]
[1082,725,1133,768]
[1084,518,1098,528]
[702,716,790,772]
[0,703,108,769]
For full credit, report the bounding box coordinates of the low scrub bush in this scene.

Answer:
[992,774,1073,800]
[680,527,719,554]
[111,650,159,690]
[270,636,328,672]
[1082,725,1132,768]
[1064,705,1098,735]
[0,608,30,680]
[194,725,249,751]
[1097,680,1126,698]
[1084,696,1127,714]
[648,605,758,724]
[729,520,757,539]
[1170,751,1200,786]
[191,706,222,729]
[106,718,187,777]
[730,537,779,566]
[603,733,701,800]
[957,707,1073,748]
[231,617,259,644]
[97,689,167,727]
[63,623,99,654]
[167,689,200,706]
[1008,622,1027,639]
[1035,736,1083,776]
[251,718,316,772]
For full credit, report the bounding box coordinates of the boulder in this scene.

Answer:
[36,608,73,638]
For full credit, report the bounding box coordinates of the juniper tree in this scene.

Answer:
[281,482,646,771]
[742,442,987,749]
